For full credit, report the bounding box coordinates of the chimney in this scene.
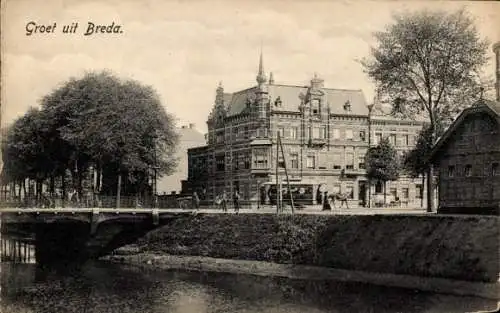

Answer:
[493,42,500,102]
[189,123,195,129]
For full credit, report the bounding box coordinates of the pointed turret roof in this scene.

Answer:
[256,51,267,85]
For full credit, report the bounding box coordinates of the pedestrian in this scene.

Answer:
[233,190,240,214]
[192,191,200,210]
[322,191,332,211]
[220,192,227,212]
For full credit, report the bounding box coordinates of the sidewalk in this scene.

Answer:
[193,204,431,215]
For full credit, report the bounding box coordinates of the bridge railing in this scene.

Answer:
[0,195,308,210]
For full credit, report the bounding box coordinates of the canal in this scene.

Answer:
[1,260,497,313]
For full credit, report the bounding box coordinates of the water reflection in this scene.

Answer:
[1,262,496,313]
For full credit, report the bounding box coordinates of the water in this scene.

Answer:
[1,262,496,313]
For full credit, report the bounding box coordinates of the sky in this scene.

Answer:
[2,0,499,134]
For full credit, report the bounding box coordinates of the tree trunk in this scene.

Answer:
[116,172,122,209]
[421,174,425,208]
[383,181,387,204]
[426,167,433,212]
[22,179,26,201]
[61,173,66,208]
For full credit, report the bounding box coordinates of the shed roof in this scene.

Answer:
[428,99,500,163]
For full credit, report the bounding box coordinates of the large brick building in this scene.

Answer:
[182,55,428,207]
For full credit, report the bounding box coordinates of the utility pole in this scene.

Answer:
[367,102,374,209]
[275,132,280,214]
[275,132,294,214]
[278,133,295,214]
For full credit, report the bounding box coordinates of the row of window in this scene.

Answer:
[209,126,415,147]
[447,163,499,177]
[274,127,414,146]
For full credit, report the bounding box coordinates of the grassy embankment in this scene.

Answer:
[132,214,499,283]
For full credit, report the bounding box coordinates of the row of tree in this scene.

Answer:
[1,71,179,207]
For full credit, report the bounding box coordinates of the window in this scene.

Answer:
[244,154,250,169]
[464,164,472,177]
[333,129,340,140]
[233,127,239,140]
[448,165,455,177]
[216,155,225,171]
[403,134,409,146]
[290,127,298,140]
[312,127,326,139]
[216,132,224,144]
[493,163,499,176]
[344,101,352,112]
[257,128,268,138]
[402,188,409,199]
[233,153,239,170]
[359,130,366,142]
[313,127,320,139]
[375,132,383,144]
[290,154,299,169]
[277,127,285,138]
[254,149,268,168]
[390,188,397,199]
[375,181,383,194]
[306,155,315,169]
[244,126,249,139]
[389,134,397,146]
[345,152,354,170]
[311,99,320,114]
[358,154,366,169]
[345,129,353,141]
[415,184,423,199]
[333,152,342,169]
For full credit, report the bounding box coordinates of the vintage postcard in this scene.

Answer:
[1,0,499,312]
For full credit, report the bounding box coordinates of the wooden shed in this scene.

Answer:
[429,99,500,215]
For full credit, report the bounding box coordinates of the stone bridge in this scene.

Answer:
[0,208,195,278]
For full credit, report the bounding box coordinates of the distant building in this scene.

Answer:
[429,99,500,215]
[183,54,428,207]
[493,41,500,102]
[157,124,205,194]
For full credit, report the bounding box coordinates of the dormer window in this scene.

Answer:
[274,96,282,107]
[344,100,351,112]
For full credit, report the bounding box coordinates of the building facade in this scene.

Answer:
[157,124,205,195]
[183,55,428,207]
[429,99,500,215]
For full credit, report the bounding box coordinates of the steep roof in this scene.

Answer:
[225,84,368,116]
[429,99,500,163]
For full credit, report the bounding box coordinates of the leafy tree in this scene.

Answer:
[404,123,448,210]
[362,9,490,211]
[365,138,400,204]
[2,71,179,208]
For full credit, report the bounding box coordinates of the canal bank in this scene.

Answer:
[103,213,499,298]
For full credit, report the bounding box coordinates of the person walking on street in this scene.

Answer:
[233,190,240,214]
[192,191,200,210]
[220,192,227,212]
